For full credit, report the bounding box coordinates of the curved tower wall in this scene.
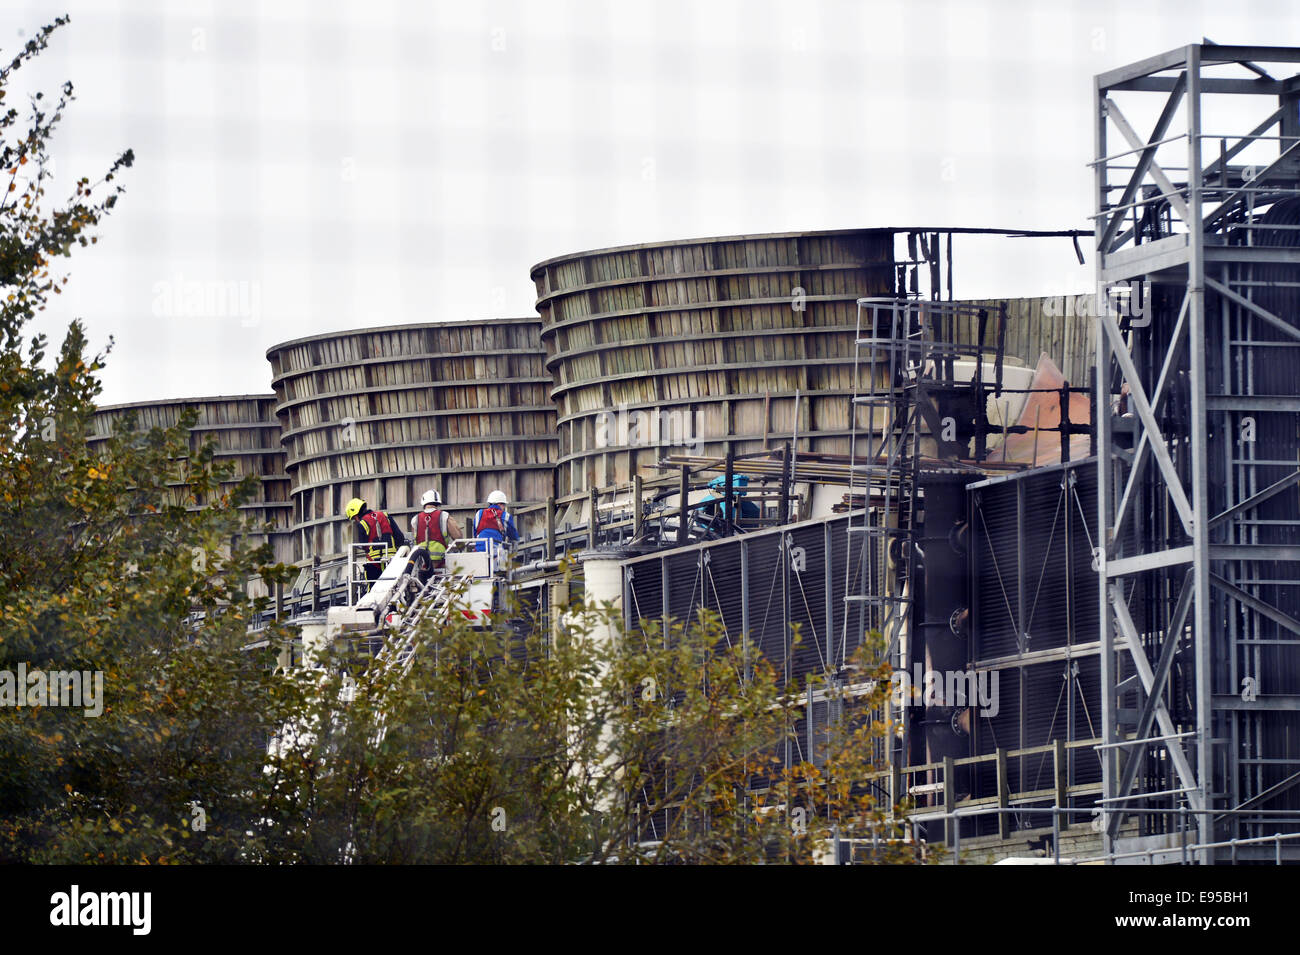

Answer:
[266,318,557,559]
[530,229,896,500]
[87,395,294,566]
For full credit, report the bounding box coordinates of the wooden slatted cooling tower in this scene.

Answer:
[265,318,557,560]
[87,395,295,567]
[530,229,897,502]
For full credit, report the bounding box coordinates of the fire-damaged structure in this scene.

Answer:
[620,45,1300,863]
[142,43,1300,864]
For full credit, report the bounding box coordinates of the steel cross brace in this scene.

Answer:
[1106,569,1198,836]
[1097,309,1196,535]
[1099,73,1188,253]
[1111,289,1190,546]
[1104,94,1193,242]
[1107,579,1205,824]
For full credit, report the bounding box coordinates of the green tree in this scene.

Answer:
[0,18,930,866]
[262,577,932,865]
[0,17,302,864]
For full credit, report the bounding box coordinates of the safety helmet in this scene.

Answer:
[487,489,508,506]
[345,497,365,520]
[421,489,442,507]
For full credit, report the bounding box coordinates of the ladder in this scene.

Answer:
[372,571,476,682]
[842,297,925,669]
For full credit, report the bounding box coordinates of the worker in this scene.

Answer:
[698,473,760,534]
[473,489,519,551]
[409,489,463,582]
[345,497,406,581]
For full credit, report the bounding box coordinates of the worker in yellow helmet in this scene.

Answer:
[345,497,406,580]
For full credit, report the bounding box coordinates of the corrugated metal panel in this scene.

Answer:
[968,459,1101,823]
[787,522,830,682]
[622,515,855,692]
[971,480,1022,660]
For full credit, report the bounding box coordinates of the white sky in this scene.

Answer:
[2,0,1298,405]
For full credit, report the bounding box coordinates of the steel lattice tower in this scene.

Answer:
[1095,45,1300,862]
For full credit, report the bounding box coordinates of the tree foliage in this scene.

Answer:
[262,582,932,865]
[0,17,301,864]
[0,18,930,866]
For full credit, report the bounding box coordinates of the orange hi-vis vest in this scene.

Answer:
[359,509,395,561]
[414,509,449,562]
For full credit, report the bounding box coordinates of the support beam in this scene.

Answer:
[1107,570,1194,836]
[1205,276,1300,344]
[1108,583,1204,813]
[1097,312,1195,534]
[1196,108,1283,186]
[1105,545,1193,578]
[1202,138,1300,234]
[1096,46,1189,90]
[1208,470,1300,530]
[1210,573,1300,639]
[1112,290,1190,544]
[1185,44,1215,862]
[1102,86,1191,252]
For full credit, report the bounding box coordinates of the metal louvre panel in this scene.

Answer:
[787,523,830,683]
[626,560,662,638]
[1070,469,1100,646]
[666,551,701,627]
[619,514,857,692]
[1020,475,1070,653]
[507,586,541,664]
[1023,660,1071,748]
[697,543,744,654]
[1254,583,1300,694]
[970,744,999,801]
[1070,654,1104,788]
[971,482,1021,661]
[1257,713,1300,823]
[825,520,858,663]
[1016,661,1073,799]
[974,672,1022,790]
[746,534,786,682]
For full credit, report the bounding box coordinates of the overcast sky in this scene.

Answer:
[3,0,1297,405]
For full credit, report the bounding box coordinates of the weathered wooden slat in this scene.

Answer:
[266,318,558,561]
[89,395,296,567]
[532,229,896,497]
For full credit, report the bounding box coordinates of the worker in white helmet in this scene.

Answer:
[473,489,519,547]
[409,489,463,581]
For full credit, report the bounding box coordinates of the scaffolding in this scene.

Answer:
[844,297,1009,802]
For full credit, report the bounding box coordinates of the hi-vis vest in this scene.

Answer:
[358,509,395,561]
[414,509,449,562]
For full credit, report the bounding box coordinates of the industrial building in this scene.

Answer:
[91,43,1300,864]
